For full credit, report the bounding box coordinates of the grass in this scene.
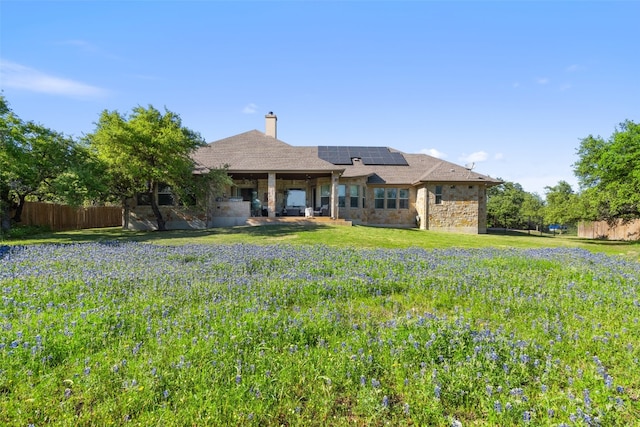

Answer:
[1,242,638,426]
[3,224,640,260]
[1,226,639,425]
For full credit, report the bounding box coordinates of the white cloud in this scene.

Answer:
[420,148,447,159]
[494,152,504,160]
[512,82,521,88]
[559,83,572,91]
[536,77,550,85]
[242,103,258,114]
[0,59,107,97]
[459,151,489,163]
[565,64,580,72]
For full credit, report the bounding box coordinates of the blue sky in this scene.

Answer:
[1,1,638,196]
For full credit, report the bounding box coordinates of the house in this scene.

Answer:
[128,112,501,233]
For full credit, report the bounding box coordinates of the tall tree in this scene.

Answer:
[520,191,545,230]
[574,120,640,221]
[543,180,580,227]
[87,105,210,231]
[0,95,22,232]
[1,95,78,230]
[10,122,77,222]
[46,141,111,207]
[487,180,526,229]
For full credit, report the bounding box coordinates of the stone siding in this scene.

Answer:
[361,186,419,228]
[127,178,489,233]
[416,186,428,230]
[477,186,487,233]
[427,184,483,234]
[128,206,207,231]
[209,201,250,227]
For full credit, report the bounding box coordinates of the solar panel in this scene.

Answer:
[318,146,408,166]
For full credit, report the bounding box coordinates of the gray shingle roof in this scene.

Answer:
[192,130,341,173]
[192,130,501,186]
[341,152,500,185]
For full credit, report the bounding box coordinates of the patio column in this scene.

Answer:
[330,171,339,219]
[267,173,276,217]
[418,186,428,230]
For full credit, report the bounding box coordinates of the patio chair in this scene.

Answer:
[313,205,328,216]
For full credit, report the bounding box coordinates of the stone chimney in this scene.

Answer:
[265,112,277,138]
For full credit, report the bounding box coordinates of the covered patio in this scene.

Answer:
[209,170,343,227]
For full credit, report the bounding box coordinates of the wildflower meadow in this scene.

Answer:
[1,242,638,426]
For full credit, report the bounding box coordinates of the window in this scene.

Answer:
[374,188,385,209]
[138,184,176,206]
[350,185,359,208]
[386,188,397,209]
[158,185,175,206]
[373,187,408,209]
[362,187,366,208]
[399,189,409,209]
[320,184,330,207]
[338,185,346,208]
[435,185,443,205]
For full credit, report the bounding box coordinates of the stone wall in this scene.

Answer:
[209,200,250,227]
[361,186,418,228]
[126,178,488,233]
[427,184,482,234]
[477,185,488,233]
[128,206,207,231]
[335,178,368,224]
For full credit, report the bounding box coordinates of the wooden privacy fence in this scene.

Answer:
[578,219,640,241]
[14,202,122,231]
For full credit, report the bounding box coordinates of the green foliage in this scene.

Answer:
[487,180,543,229]
[0,95,84,229]
[87,105,213,230]
[47,142,111,206]
[15,123,78,202]
[1,224,51,239]
[520,191,544,228]
[574,120,640,221]
[543,180,580,226]
[174,166,233,212]
[487,180,521,228]
[0,95,24,232]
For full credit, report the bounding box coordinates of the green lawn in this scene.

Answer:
[4,224,639,260]
[2,240,639,425]
[2,226,639,425]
